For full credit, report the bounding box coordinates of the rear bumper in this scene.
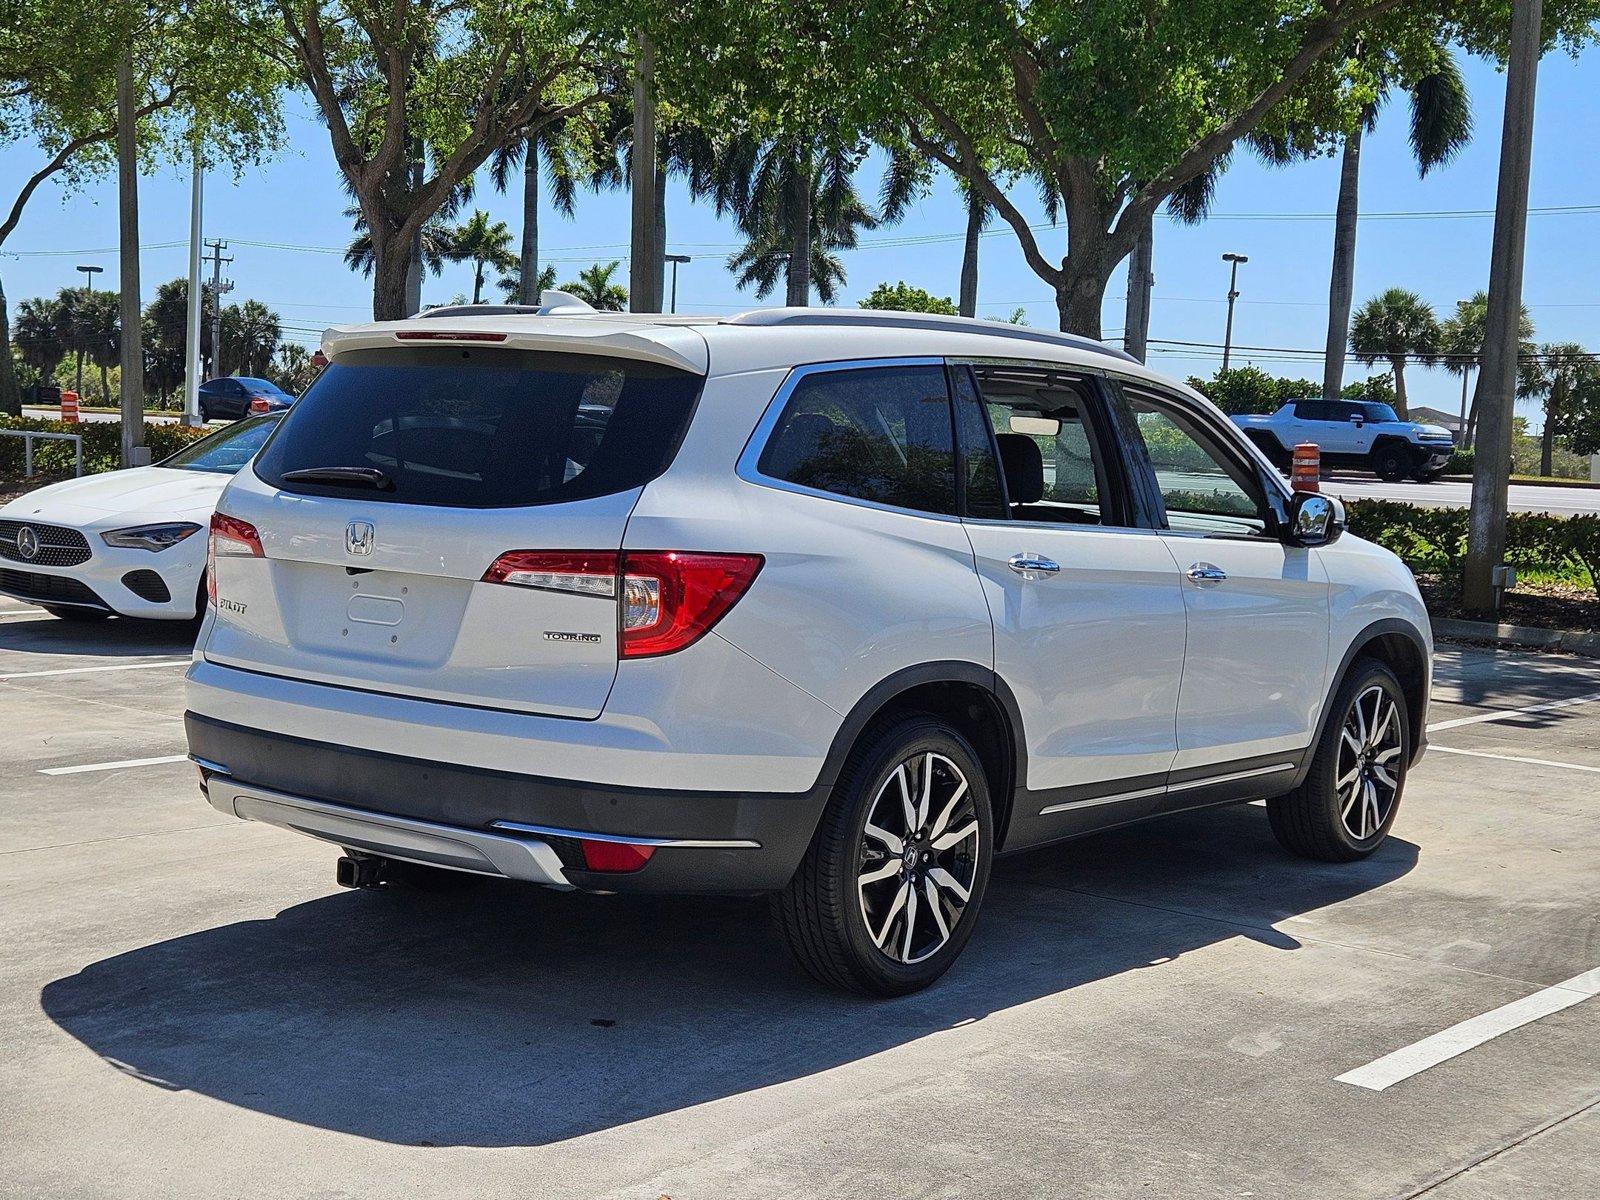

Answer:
[187,713,829,893]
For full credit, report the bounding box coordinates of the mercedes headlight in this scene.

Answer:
[101,522,203,552]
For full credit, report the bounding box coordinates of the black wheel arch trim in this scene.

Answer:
[1292,617,1430,789]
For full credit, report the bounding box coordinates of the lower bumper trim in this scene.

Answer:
[209,778,572,888]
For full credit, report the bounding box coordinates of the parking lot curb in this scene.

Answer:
[1433,617,1600,658]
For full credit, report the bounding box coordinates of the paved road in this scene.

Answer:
[22,406,191,426]
[2,601,1597,1199]
[1325,474,1600,515]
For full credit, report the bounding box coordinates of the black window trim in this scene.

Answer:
[1109,377,1294,541]
[735,356,965,524]
[947,362,1009,520]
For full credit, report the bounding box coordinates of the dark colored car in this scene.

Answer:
[198,376,296,422]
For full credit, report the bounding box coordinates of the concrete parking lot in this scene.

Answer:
[2,597,1596,1200]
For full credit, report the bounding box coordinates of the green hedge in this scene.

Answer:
[1345,498,1600,599]
[0,417,209,477]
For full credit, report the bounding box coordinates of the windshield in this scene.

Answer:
[253,346,703,508]
[160,413,282,474]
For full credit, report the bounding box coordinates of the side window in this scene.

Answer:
[969,365,1114,526]
[1294,399,1332,422]
[757,364,957,516]
[949,368,1006,519]
[1125,393,1270,537]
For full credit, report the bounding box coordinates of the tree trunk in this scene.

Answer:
[1122,217,1154,362]
[472,262,484,305]
[116,49,143,465]
[99,361,109,402]
[1322,126,1363,401]
[958,194,981,318]
[654,162,668,311]
[785,167,812,307]
[1541,377,1565,476]
[518,138,539,305]
[0,270,20,416]
[1390,355,1409,418]
[629,34,662,313]
[1056,272,1108,338]
[371,230,413,321]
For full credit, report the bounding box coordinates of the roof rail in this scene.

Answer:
[418,290,596,320]
[719,308,1138,364]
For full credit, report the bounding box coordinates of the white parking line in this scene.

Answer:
[39,753,190,776]
[1428,745,1600,774]
[1336,968,1600,1092]
[0,659,189,681]
[1427,691,1600,732]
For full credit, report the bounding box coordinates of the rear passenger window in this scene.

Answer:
[757,365,957,515]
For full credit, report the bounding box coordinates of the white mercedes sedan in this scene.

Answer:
[0,413,281,621]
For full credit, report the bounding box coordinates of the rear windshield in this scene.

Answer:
[253,346,703,508]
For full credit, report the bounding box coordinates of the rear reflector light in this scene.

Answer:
[578,840,656,873]
[248,397,271,413]
[479,549,763,658]
[207,512,262,606]
[394,330,508,343]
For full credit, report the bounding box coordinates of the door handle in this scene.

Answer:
[1008,553,1061,576]
[1186,563,1228,583]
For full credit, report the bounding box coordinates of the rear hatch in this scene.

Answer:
[203,341,704,718]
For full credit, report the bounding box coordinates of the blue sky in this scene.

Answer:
[2,42,1597,421]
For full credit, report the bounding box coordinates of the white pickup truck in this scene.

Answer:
[1233,398,1456,482]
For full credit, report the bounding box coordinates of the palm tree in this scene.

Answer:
[1524,344,1599,477]
[489,121,587,305]
[1438,291,1536,447]
[452,210,518,305]
[1320,50,1471,400]
[13,296,67,392]
[1350,288,1441,418]
[498,264,558,303]
[221,300,281,377]
[76,290,121,403]
[345,205,461,283]
[560,261,628,311]
[721,138,879,305]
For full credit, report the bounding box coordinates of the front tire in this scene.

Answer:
[1268,659,1409,862]
[774,716,994,996]
[1371,444,1411,482]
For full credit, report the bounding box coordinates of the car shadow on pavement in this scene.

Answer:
[41,804,1416,1149]
[0,614,199,658]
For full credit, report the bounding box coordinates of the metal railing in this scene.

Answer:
[1,429,84,478]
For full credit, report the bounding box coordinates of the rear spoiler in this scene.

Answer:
[319,317,708,375]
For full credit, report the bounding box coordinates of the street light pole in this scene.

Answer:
[73,265,103,399]
[1221,253,1247,371]
[184,149,204,427]
[665,253,691,314]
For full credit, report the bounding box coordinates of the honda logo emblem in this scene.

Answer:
[345,521,375,556]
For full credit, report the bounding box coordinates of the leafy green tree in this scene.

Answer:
[1438,290,1536,446]
[452,211,519,305]
[1350,289,1441,418]
[344,201,464,284]
[1525,344,1600,476]
[858,282,958,315]
[499,264,559,303]
[12,296,67,391]
[272,1,622,320]
[74,289,122,403]
[1185,367,1321,415]
[220,299,281,377]
[560,261,628,311]
[0,0,284,413]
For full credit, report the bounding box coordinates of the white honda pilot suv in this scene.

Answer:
[187,304,1431,995]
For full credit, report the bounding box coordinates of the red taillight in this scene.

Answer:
[248,397,271,413]
[578,840,656,873]
[617,551,763,658]
[479,549,763,658]
[394,330,508,343]
[207,512,263,606]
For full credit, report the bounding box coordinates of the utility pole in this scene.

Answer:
[1123,220,1154,362]
[73,264,103,398]
[665,254,691,314]
[1221,253,1248,371]
[1463,0,1542,616]
[115,51,144,468]
[629,33,663,313]
[183,148,204,426]
[202,239,233,378]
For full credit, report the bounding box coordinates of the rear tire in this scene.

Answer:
[1268,659,1409,862]
[773,715,993,996]
[45,606,111,622]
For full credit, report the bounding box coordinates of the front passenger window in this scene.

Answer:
[1126,395,1269,537]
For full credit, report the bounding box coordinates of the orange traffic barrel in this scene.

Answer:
[1291,443,1321,492]
[60,390,80,423]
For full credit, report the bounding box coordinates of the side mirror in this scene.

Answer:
[1285,491,1344,547]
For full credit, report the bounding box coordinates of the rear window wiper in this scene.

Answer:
[280,466,395,491]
